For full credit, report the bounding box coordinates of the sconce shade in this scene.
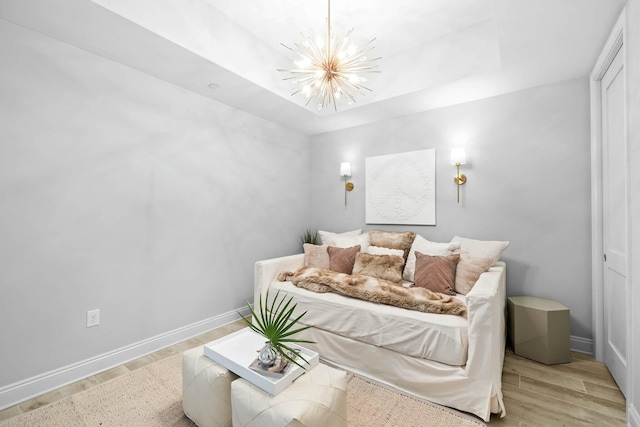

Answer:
[340,162,352,177]
[450,148,467,165]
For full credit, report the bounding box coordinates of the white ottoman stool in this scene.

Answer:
[231,363,347,427]
[182,346,239,427]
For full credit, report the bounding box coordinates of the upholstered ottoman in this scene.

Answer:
[231,363,348,427]
[182,346,239,427]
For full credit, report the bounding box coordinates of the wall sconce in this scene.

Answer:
[340,162,354,206]
[450,148,467,203]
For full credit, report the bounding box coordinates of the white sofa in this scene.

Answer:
[254,253,507,422]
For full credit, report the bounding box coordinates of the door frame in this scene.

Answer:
[590,9,629,368]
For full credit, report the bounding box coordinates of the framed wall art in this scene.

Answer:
[365,149,436,225]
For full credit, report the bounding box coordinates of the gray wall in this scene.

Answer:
[0,20,310,387]
[310,77,593,342]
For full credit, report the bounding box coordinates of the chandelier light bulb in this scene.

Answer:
[278,0,380,112]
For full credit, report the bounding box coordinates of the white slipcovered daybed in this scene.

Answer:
[254,245,507,422]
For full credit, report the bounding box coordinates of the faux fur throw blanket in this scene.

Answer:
[278,267,467,318]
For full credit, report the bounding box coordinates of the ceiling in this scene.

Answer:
[0,0,627,135]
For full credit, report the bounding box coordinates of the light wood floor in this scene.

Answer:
[490,348,626,426]
[0,320,626,426]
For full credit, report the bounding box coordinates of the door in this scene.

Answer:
[601,45,627,396]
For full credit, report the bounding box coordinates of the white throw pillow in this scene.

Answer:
[403,235,461,282]
[318,229,362,245]
[367,245,404,257]
[451,235,509,265]
[324,233,370,252]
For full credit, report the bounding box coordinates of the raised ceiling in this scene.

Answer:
[0,0,627,135]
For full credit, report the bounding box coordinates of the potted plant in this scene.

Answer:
[239,289,315,369]
[300,228,320,246]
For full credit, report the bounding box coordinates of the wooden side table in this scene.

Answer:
[507,296,571,364]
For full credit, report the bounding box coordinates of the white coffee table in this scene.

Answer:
[203,327,319,396]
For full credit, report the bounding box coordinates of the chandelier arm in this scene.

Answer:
[334,76,372,94]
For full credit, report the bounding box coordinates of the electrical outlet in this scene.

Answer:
[87,309,100,328]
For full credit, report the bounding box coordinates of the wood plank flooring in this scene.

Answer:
[490,349,626,426]
[0,320,626,426]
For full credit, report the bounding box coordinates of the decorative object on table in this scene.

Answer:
[278,0,380,111]
[257,341,279,366]
[450,147,467,203]
[248,353,293,378]
[300,228,321,246]
[239,289,315,369]
[365,149,436,225]
[204,328,320,395]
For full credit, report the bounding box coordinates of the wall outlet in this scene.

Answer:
[86,309,100,328]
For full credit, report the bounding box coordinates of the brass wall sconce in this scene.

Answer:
[340,162,354,206]
[450,148,467,203]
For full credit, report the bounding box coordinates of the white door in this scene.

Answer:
[601,45,628,396]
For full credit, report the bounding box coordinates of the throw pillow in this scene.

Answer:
[319,229,362,245]
[451,236,509,265]
[413,252,460,296]
[403,235,461,282]
[328,245,361,274]
[352,253,404,284]
[367,245,404,257]
[321,233,370,252]
[454,255,494,295]
[303,244,330,269]
[368,230,416,263]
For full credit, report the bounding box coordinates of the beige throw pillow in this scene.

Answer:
[369,230,416,263]
[352,253,404,284]
[328,245,361,274]
[454,255,494,295]
[413,252,460,296]
[303,244,330,269]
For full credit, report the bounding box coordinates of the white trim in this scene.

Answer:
[0,306,251,411]
[590,72,604,361]
[570,336,593,356]
[629,404,640,427]
[590,8,625,363]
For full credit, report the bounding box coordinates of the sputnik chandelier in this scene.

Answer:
[279,0,380,111]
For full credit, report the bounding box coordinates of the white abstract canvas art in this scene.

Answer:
[365,149,436,225]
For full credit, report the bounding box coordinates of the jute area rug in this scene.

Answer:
[1,354,484,427]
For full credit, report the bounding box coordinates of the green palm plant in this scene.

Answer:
[239,289,315,369]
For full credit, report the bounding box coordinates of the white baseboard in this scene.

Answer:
[0,306,251,411]
[570,335,593,355]
[629,404,640,427]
